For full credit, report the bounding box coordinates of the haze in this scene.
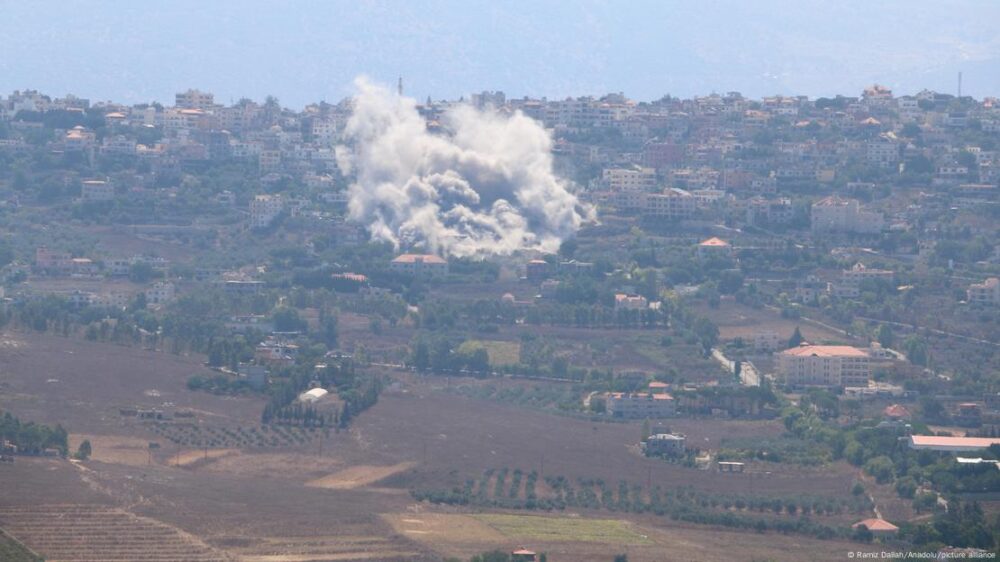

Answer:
[2,0,999,106]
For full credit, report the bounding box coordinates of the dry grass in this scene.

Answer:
[70,434,154,466]
[474,513,652,545]
[167,448,239,467]
[382,513,507,543]
[305,462,416,490]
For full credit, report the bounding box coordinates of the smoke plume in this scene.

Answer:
[339,78,592,257]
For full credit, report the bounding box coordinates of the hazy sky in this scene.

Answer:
[2,0,998,107]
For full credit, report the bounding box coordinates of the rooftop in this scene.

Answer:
[852,518,898,532]
[910,435,1000,449]
[779,345,869,358]
[698,237,730,247]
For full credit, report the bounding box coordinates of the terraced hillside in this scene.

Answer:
[0,505,230,562]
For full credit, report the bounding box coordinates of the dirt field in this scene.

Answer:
[306,462,417,490]
[0,331,263,434]
[384,509,879,562]
[0,333,875,562]
[693,301,853,344]
[168,448,240,467]
[69,433,154,466]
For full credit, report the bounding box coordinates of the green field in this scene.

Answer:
[459,340,521,366]
[0,530,43,562]
[474,514,652,545]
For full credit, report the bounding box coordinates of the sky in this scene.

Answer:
[1,0,998,108]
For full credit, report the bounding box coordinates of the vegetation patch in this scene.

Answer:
[473,513,652,545]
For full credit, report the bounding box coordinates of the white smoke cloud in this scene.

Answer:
[339,77,593,257]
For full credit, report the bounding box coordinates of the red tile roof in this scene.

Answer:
[853,518,898,532]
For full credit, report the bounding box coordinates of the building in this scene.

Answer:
[510,548,536,562]
[967,277,1000,305]
[614,293,648,311]
[811,195,884,235]
[175,89,215,110]
[603,166,657,191]
[298,387,329,404]
[390,254,449,277]
[250,194,283,229]
[697,237,731,259]
[644,433,686,456]
[144,282,175,306]
[80,180,114,202]
[908,435,1000,453]
[525,259,552,281]
[751,331,781,352]
[606,392,675,419]
[852,519,899,539]
[777,345,871,388]
[829,263,895,298]
[642,188,696,219]
[34,247,72,273]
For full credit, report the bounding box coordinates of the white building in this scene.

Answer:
[811,195,884,235]
[777,345,871,388]
[80,180,114,202]
[614,293,648,311]
[603,166,657,191]
[642,188,696,219]
[390,254,449,277]
[644,433,686,456]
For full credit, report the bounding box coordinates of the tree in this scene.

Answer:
[129,261,155,283]
[905,336,929,367]
[411,339,430,372]
[864,455,895,484]
[787,326,804,349]
[614,555,629,562]
[272,307,306,332]
[852,523,874,543]
[641,419,650,443]
[75,439,92,460]
[876,324,894,349]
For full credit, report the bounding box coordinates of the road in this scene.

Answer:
[710,348,760,387]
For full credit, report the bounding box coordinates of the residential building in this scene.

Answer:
[751,331,781,352]
[644,433,686,456]
[614,293,648,311]
[603,166,657,191]
[642,188,696,219]
[250,194,283,229]
[828,263,894,298]
[80,180,114,202]
[811,195,884,234]
[851,519,899,539]
[696,237,731,259]
[525,259,552,281]
[144,282,176,305]
[967,277,1000,305]
[175,89,215,110]
[606,392,675,419]
[776,345,871,388]
[390,254,449,277]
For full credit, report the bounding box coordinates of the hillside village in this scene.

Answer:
[0,83,999,560]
